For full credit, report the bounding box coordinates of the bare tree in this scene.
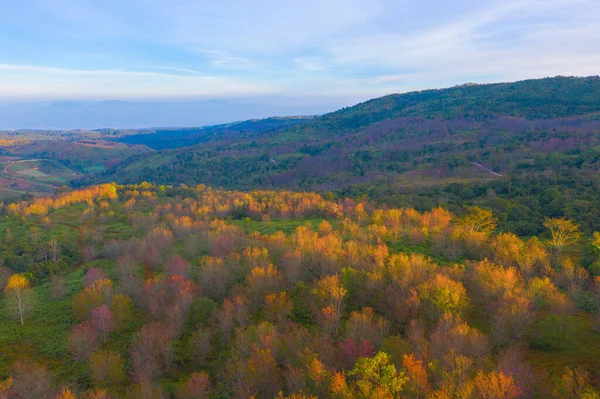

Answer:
[48,237,60,264]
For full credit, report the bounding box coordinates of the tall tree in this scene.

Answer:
[543,218,582,267]
[459,206,497,235]
[5,274,33,325]
[91,305,115,343]
[313,275,347,336]
[89,350,126,386]
[68,322,99,362]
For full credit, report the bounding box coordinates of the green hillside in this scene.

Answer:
[116,116,316,150]
[327,76,600,123]
[8,140,153,173]
[0,140,152,199]
[89,76,600,235]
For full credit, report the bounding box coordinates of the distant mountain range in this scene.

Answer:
[0,98,350,130]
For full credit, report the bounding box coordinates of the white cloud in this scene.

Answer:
[192,50,260,70]
[0,64,279,99]
[293,58,325,71]
[1,0,599,99]
[315,0,600,89]
[148,0,383,53]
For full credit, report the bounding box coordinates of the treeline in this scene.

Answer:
[0,183,599,398]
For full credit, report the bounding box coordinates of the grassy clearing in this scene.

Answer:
[229,217,328,236]
[0,269,85,381]
[83,165,105,174]
[15,168,48,178]
[122,153,171,173]
[527,313,600,387]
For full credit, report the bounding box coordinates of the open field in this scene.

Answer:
[0,140,152,199]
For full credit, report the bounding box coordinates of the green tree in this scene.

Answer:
[348,352,407,398]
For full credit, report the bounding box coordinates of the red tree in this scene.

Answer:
[130,322,174,381]
[9,361,53,399]
[84,267,107,288]
[91,305,115,343]
[176,372,211,399]
[68,322,99,362]
[338,337,375,369]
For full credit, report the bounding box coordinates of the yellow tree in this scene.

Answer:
[0,377,12,399]
[56,387,77,399]
[592,231,600,251]
[458,206,497,236]
[313,275,347,335]
[543,218,582,267]
[5,274,33,325]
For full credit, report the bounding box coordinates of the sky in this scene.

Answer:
[0,0,599,103]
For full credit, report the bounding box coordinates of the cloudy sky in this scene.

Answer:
[1,0,599,102]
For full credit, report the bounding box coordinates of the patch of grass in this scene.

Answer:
[15,168,48,178]
[84,165,105,174]
[0,268,85,383]
[123,153,170,172]
[526,313,600,389]
[229,217,328,236]
[386,237,457,265]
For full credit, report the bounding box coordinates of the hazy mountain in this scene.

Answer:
[0,98,350,130]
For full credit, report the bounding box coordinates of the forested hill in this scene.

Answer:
[89,76,600,235]
[115,116,315,150]
[328,75,600,124]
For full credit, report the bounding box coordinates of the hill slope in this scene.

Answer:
[90,76,600,234]
[328,75,600,123]
[0,140,152,199]
[115,116,315,150]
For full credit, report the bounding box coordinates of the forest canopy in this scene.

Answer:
[0,183,599,398]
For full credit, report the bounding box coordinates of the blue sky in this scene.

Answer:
[0,0,599,102]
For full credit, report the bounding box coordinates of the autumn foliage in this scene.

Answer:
[1,183,600,398]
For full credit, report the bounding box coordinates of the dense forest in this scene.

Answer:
[1,183,600,398]
[85,77,600,235]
